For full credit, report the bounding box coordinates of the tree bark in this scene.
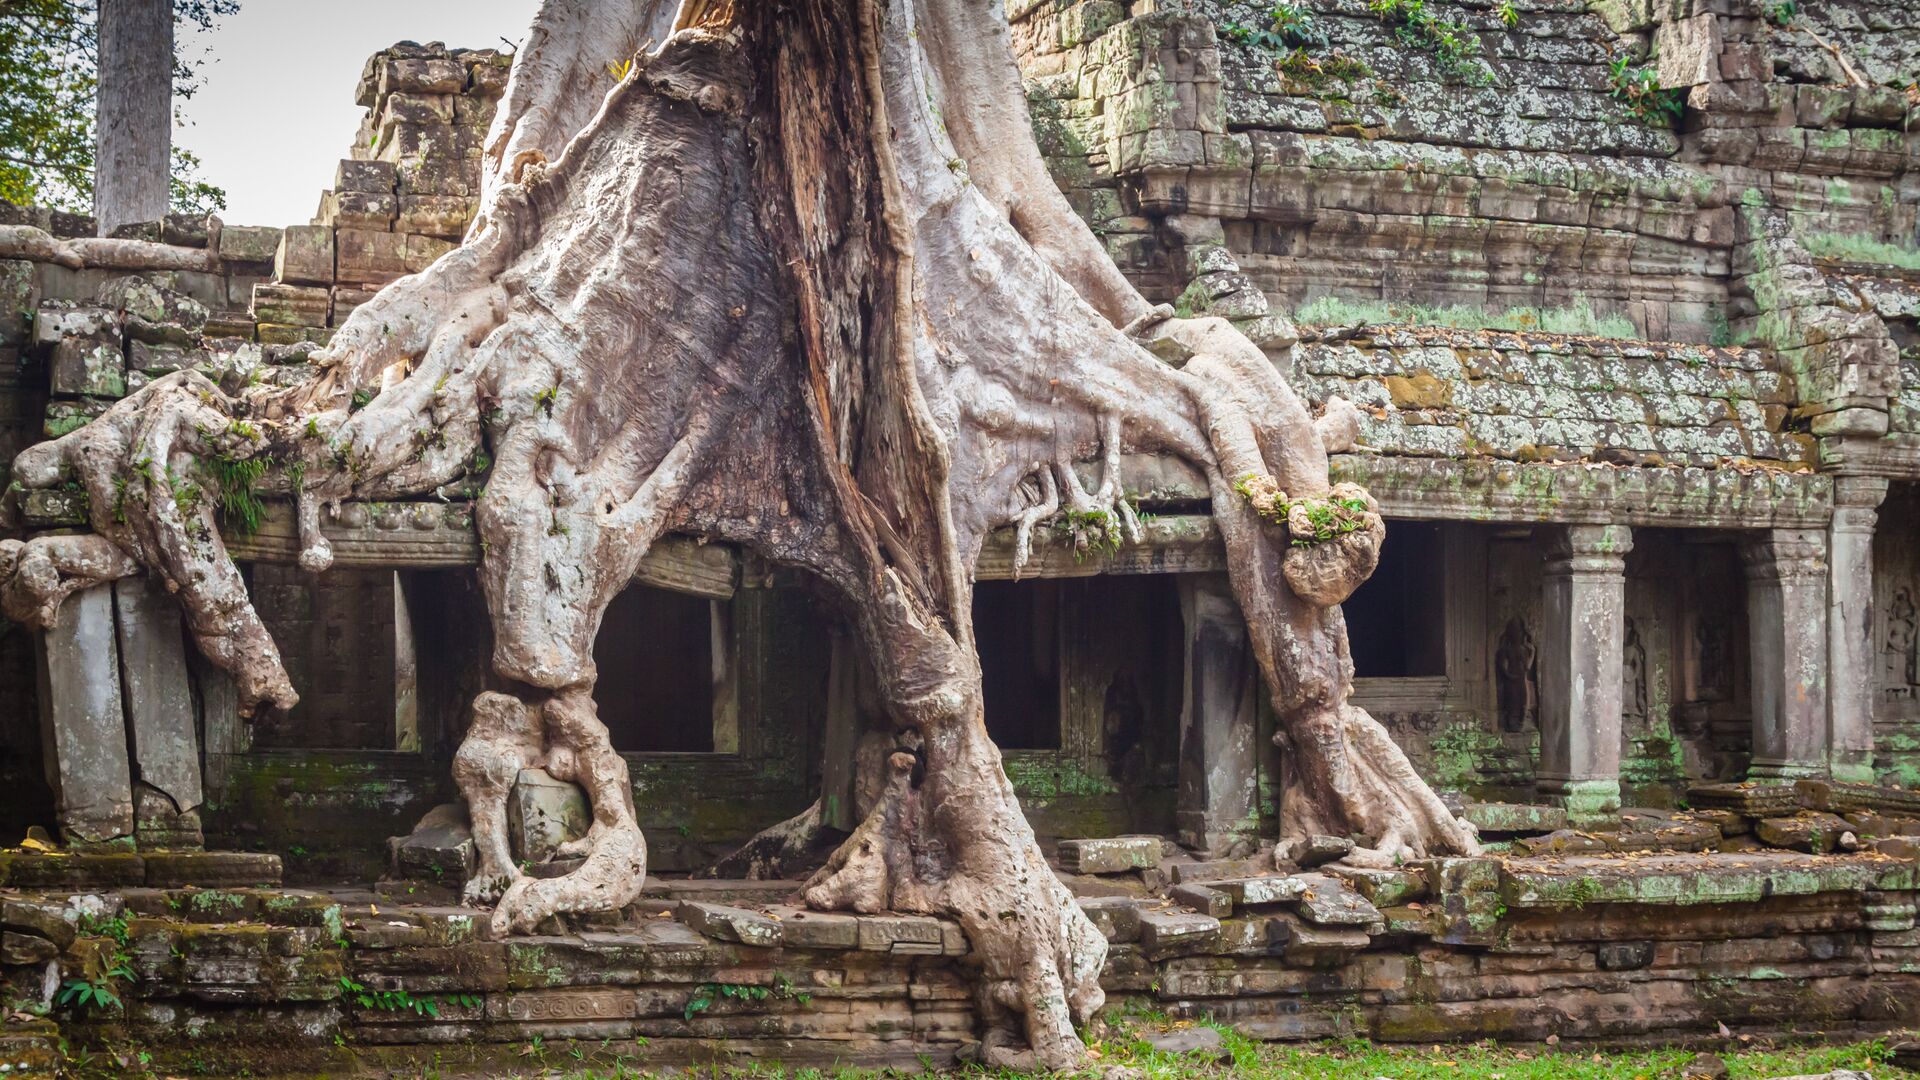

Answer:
[5,0,1480,1066]
[95,0,173,234]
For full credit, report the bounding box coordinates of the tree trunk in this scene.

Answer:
[95,0,174,234]
[5,0,1482,1066]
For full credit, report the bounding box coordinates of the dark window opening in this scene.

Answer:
[1344,521,1447,678]
[593,585,717,753]
[974,580,1062,750]
[248,565,402,750]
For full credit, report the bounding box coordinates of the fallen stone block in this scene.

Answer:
[1512,829,1611,856]
[1273,913,1369,966]
[391,803,476,883]
[1291,873,1383,929]
[0,932,57,966]
[1209,875,1306,907]
[0,900,74,949]
[1169,855,1269,885]
[1606,819,1719,853]
[676,902,782,948]
[1756,813,1859,854]
[1329,866,1429,907]
[1076,896,1143,943]
[1687,781,1799,816]
[1281,834,1354,868]
[1146,1025,1231,1062]
[1058,836,1161,875]
[1796,779,1920,818]
[1169,883,1232,918]
[1137,909,1219,959]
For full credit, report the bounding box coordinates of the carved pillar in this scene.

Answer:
[34,584,134,846]
[1829,478,1887,783]
[1742,529,1830,779]
[1536,525,1632,823]
[1176,574,1260,857]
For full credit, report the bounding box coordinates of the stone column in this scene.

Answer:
[1176,574,1260,857]
[1535,525,1632,823]
[34,583,133,846]
[1828,478,1887,784]
[1742,529,1830,779]
[114,576,204,848]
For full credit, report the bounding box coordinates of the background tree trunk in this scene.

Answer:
[94,0,173,234]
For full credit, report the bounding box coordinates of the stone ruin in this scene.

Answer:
[0,0,1909,1069]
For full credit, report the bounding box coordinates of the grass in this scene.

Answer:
[1802,231,1920,270]
[1293,295,1640,338]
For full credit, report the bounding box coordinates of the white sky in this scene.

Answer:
[177,0,542,227]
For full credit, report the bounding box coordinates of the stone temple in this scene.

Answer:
[0,0,1913,1071]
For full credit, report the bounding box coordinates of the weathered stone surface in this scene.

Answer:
[274,225,335,285]
[36,584,133,846]
[217,225,282,265]
[1057,836,1161,875]
[770,906,857,950]
[114,575,204,826]
[1464,803,1569,835]
[507,768,588,866]
[0,899,74,948]
[1170,856,1269,884]
[1281,834,1354,868]
[1329,867,1428,907]
[1755,813,1860,854]
[0,931,57,966]
[1137,909,1220,959]
[392,803,476,883]
[1146,1025,1230,1062]
[1211,875,1307,907]
[677,902,782,948]
[1077,896,1143,943]
[1290,874,1382,929]
[1169,883,1232,918]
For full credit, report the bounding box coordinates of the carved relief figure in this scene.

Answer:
[1622,617,1648,720]
[1496,617,1536,733]
[1889,586,1918,700]
[1693,618,1732,703]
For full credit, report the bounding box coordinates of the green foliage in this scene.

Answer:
[1366,0,1490,83]
[77,912,130,948]
[350,388,374,412]
[1496,0,1519,27]
[337,975,468,1018]
[0,0,236,213]
[1606,54,1685,124]
[55,975,123,1014]
[683,977,812,1020]
[1055,507,1122,561]
[1222,3,1327,51]
[1763,0,1796,25]
[202,454,267,534]
[1292,294,1639,338]
[1802,231,1920,269]
[1276,47,1373,87]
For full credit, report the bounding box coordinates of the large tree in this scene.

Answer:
[94,0,172,233]
[0,0,1478,1066]
[0,0,231,219]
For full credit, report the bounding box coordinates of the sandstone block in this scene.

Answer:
[1169,883,1232,918]
[1756,813,1859,854]
[1291,873,1383,929]
[274,225,334,286]
[1654,13,1720,88]
[320,190,397,231]
[1138,909,1219,959]
[1282,834,1354,868]
[0,260,35,345]
[380,57,466,97]
[50,333,126,398]
[336,158,398,195]
[251,284,330,328]
[1,932,56,966]
[1330,867,1429,907]
[1076,896,1142,943]
[404,233,457,273]
[396,195,478,239]
[772,907,857,949]
[1057,835,1160,874]
[1211,875,1307,907]
[1464,803,1569,835]
[392,803,476,882]
[507,768,588,866]
[335,229,410,287]
[677,901,782,947]
[1169,855,1269,884]
[0,899,75,948]
[382,91,455,127]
